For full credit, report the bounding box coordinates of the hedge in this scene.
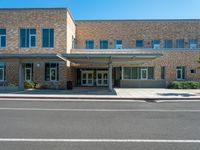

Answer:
[167,81,200,89]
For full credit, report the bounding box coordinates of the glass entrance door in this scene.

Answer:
[81,71,94,86]
[96,71,108,86]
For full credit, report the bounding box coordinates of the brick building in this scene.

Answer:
[0,8,199,90]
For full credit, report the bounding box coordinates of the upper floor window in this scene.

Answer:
[0,29,6,48]
[45,62,59,81]
[176,66,185,80]
[42,28,54,48]
[136,40,144,48]
[176,39,184,48]
[85,40,94,49]
[20,29,36,48]
[189,39,198,49]
[152,40,160,49]
[164,39,173,48]
[114,40,122,49]
[100,40,108,49]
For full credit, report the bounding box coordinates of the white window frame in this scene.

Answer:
[96,71,108,86]
[24,64,33,81]
[29,34,36,48]
[141,68,148,80]
[0,35,6,48]
[114,40,122,49]
[50,67,58,82]
[176,68,183,80]
[0,63,5,81]
[81,70,94,86]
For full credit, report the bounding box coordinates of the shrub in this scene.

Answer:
[24,81,35,89]
[35,83,50,89]
[167,81,200,89]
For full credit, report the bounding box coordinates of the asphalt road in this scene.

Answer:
[0,99,200,150]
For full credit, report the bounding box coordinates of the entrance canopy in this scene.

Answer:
[63,53,162,65]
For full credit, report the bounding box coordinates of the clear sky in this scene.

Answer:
[0,0,200,20]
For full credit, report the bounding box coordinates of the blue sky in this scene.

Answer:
[0,0,200,20]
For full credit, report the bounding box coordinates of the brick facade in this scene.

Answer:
[0,8,200,89]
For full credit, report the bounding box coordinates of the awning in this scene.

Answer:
[0,54,60,59]
[63,53,162,65]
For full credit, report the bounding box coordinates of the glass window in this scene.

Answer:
[123,67,154,80]
[176,66,185,80]
[189,39,198,49]
[176,39,184,48]
[164,40,173,48]
[136,40,144,48]
[45,63,59,81]
[85,40,94,49]
[161,66,166,80]
[114,40,122,49]
[42,29,54,48]
[20,29,36,48]
[152,40,160,49]
[0,63,5,81]
[100,40,108,49]
[0,29,6,48]
[24,63,33,81]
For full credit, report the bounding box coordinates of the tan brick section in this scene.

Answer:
[0,8,200,88]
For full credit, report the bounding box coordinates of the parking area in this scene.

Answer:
[0,99,200,150]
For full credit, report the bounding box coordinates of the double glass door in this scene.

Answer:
[81,71,94,86]
[96,71,108,86]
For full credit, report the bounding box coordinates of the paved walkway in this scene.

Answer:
[0,88,199,99]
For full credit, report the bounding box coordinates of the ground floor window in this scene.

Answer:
[123,67,154,80]
[0,63,5,81]
[24,63,33,81]
[161,66,166,80]
[45,63,59,81]
[176,66,185,80]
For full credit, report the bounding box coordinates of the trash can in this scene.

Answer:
[67,81,73,90]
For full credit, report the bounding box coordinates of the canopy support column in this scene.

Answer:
[108,61,113,90]
[18,62,24,90]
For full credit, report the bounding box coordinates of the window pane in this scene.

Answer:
[0,29,6,35]
[116,40,122,45]
[189,39,197,48]
[20,29,26,47]
[132,67,138,79]
[26,29,30,47]
[152,40,160,48]
[50,29,54,48]
[45,63,50,81]
[43,29,49,47]
[176,39,184,48]
[136,40,144,48]
[123,67,131,79]
[85,40,94,49]
[100,40,108,49]
[30,29,36,34]
[31,36,36,47]
[0,68,4,81]
[1,36,6,47]
[164,40,172,48]
[161,67,165,79]
[148,67,154,79]
[115,40,122,49]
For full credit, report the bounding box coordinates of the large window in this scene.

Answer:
[123,67,154,80]
[100,40,108,49]
[42,28,54,48]
[176,39,184,48]
[114,40,122,49]
[45,63,59,81]
[164,39,173,48]
[20,29,36,48]
[0,29,6,48]
[189,39,198,49]
[152,40,160,49]
[136,40,144,48]
[0,63,5,81]
[176,66,185,80]
[85,40,94,49]
[161,66,166,80]
[24,63,33,81]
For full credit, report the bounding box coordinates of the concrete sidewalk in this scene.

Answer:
[0,88,199,100]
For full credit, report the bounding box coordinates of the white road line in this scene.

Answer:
[0,108,200,112]
[0,139,199,143]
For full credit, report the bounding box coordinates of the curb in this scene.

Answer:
[0,96,200,101]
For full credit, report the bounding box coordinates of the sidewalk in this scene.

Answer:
[0,88,199,100]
